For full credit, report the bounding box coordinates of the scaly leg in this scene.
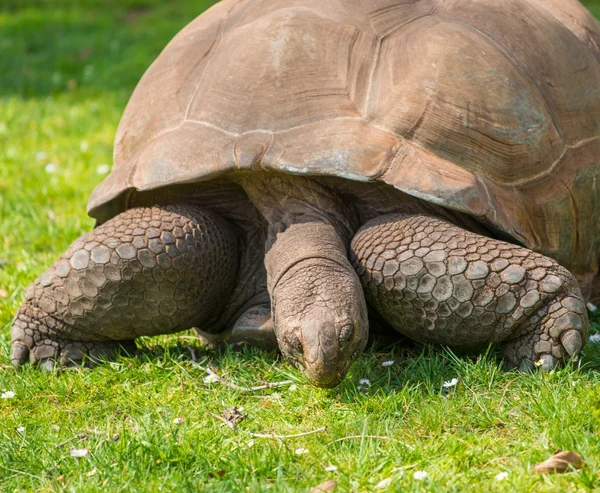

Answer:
[350,213,588,370]
[11,205,239,368]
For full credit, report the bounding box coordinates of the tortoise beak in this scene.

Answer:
[299,317,349,388]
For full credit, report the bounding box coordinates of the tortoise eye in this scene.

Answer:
[285,333,303,354]
[339,323,354,348]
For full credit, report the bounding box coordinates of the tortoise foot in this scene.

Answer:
[501,290,587,372]
[11,307,135,369]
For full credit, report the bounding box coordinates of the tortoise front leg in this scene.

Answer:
[11,205,239,368]
[350,213,588,371]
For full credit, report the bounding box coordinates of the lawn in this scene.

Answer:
[1,1,600,491]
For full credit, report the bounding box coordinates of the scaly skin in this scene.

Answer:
[11,205,239,368]
[350,213,588,370]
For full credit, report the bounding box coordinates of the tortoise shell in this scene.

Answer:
[88,0,600,296]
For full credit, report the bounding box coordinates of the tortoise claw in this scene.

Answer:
[10,342,29,368]
[539,353,557,372]
[561,330,582,357]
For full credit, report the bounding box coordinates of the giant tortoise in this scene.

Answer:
[11,0,600,387]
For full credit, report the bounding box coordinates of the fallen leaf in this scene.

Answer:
[223,406,247,428]
[533,450,584,474]
[310,480,337,492]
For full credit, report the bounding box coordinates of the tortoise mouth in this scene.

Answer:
[285,351,352,389]
[306,371,347,389]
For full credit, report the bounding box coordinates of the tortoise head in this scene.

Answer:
[272,261,369,388]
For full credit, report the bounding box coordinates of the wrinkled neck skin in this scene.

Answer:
[237,173,368,387]
[268,223,369,387]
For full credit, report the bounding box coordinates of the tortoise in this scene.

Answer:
[10,0,600,387]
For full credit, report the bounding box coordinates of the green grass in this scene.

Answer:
[1,1,600,491]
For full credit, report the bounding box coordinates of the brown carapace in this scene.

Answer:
[11,0,600,387]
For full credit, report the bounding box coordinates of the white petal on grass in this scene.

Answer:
[413,470,429,480]
[288,384,297,391]
[70,448,89,458]
[17,426,25,433]
[1,391,15,399]
[204,374,219,384]
[324,464,338,472]
[375,477,392,489]
[96,164,110,175]
[587,302,597,312]
[381,360,395,367]
[247,440,255,448]
[173,417,185,424]
[87,467,97,477]
[589,333,600,343]
[358,379,371,386]
[495,472,509,481]
[35,151,46,161]
[295,448,309,455]
[45,163,57,173]
[442,378,458,388]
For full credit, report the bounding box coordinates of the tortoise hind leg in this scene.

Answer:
[195,303,277,350]
[11,205,239,368]
[350,213,588,371]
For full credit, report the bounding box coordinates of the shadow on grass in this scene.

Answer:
[109,308,600,392]
[131,334,600,398]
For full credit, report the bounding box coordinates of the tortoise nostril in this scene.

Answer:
[285,332,303,354]
[339,322,354,348]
